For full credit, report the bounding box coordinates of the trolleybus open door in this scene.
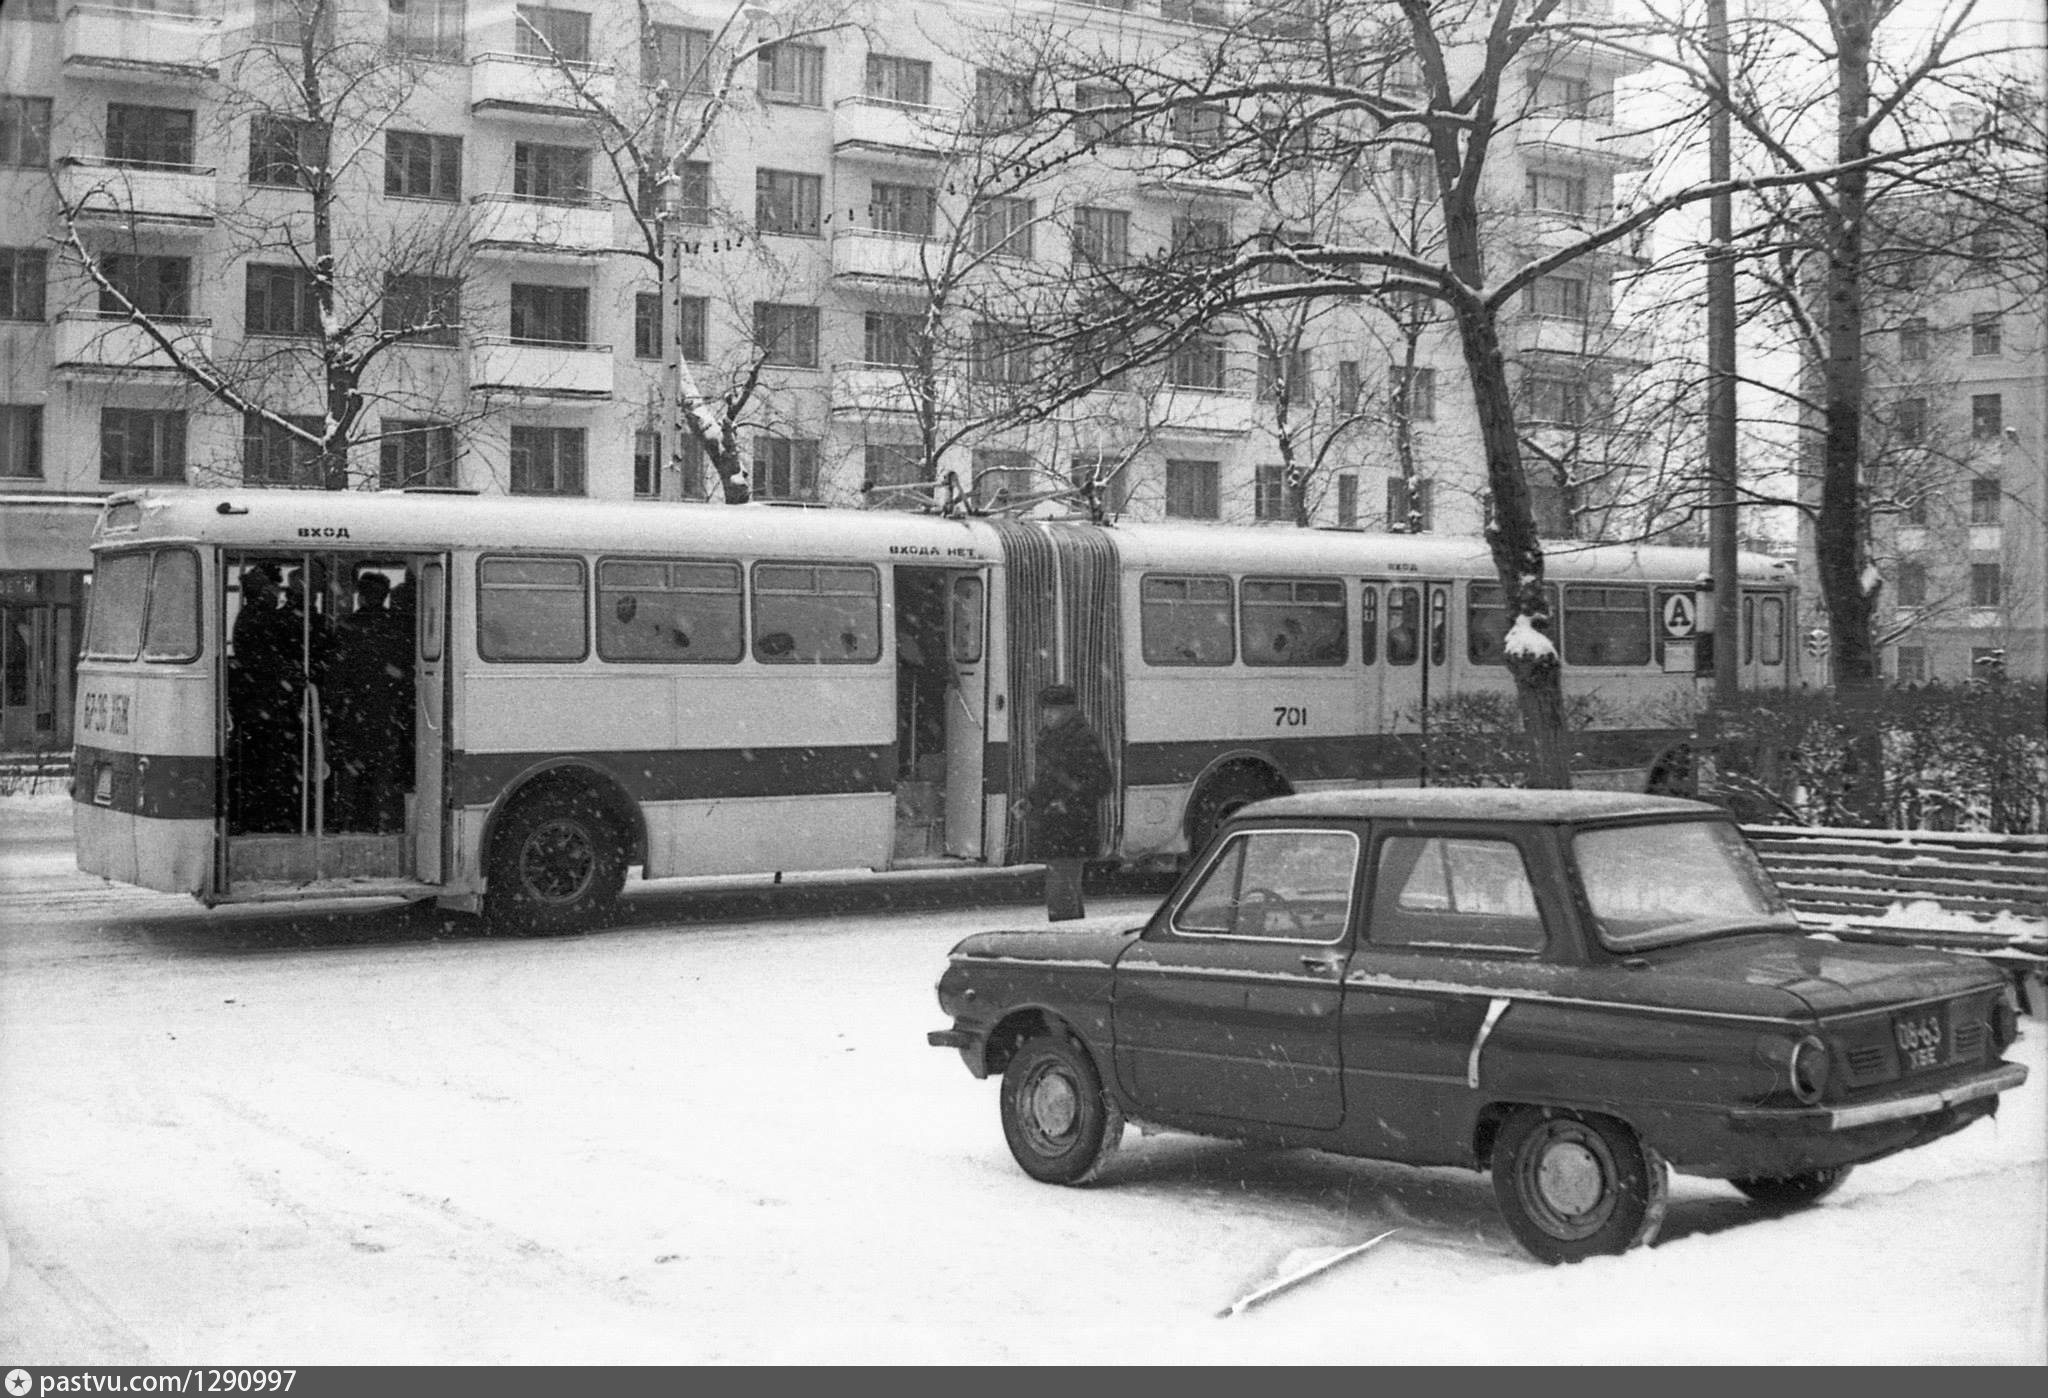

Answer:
[943,570,989,859]
[411,558,448,884]
[1363,576,1453,784]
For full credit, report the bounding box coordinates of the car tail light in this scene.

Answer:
[1992,986,2022,1051]
[1790,1035,1829,1104]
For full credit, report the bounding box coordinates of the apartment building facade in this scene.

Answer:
[0,0,1653,746]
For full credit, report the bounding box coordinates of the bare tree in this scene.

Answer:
[52,0,484,490]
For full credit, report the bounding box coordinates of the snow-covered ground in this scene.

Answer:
[2,789,2043,1364]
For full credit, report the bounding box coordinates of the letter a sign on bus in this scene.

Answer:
[1661,593,1697,638]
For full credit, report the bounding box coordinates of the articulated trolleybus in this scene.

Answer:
[74,490,1794,931]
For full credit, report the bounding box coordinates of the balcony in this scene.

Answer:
[831,228,942,289]
[832,97,954,163]
[470,52,616,120]
[56,157,215,229]
[1139,161,1256,203]
[830,363,950,417]
[52,310,213,374]
[1152,385,1256,436]
[468,194,616,257]
[63,4,219,82]
[1513,314,1652,367]
[470,336,614,398]
[1516,116,1652,168]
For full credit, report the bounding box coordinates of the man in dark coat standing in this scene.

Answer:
[1021,683,1112,921]
[229,563,307,833]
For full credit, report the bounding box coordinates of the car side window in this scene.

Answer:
[1368,835,1546,953]
[1172,829,1357,943]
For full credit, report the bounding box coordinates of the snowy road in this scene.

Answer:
[2,791,2043,1365]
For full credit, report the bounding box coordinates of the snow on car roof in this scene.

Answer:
[1239,788,1719,824]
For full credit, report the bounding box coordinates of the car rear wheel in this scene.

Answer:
[1491,1108,1668,1264]
[999,1033,1124,1185]
[1731,1165,1853,1208]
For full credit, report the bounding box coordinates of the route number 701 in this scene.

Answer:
[1273,706,1308,727]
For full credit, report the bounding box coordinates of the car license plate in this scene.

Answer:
[1893,1009,1944,1073]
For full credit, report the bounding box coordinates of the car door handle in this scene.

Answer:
[1299,954,1344,976]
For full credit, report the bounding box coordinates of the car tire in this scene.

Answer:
[999,1032,1124,1185]
[1731,1165,1853,1209]
[484,788,625,936]
[1491,1107,1668,1264]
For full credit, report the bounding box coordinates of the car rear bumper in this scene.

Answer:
[1730,1061,2028,1131]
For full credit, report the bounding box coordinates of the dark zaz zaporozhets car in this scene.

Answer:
[928,790,2029,1263]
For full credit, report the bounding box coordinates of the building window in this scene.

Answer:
[253,0,328,46]
[971,448,1033,508]
[755,168,822,235]
[1895,646,1927,683]
[1527,274,1588,320]
[1257,348,1309,403]
[381,273,461,345]
[1895,560,1927,607]
[635,293,662,360]
[379,420,455,488]
[1525,168,1588,215]
[388,0,466,61]
[1170,215,1231,264]
[1971,394,2002,440]
[1899,317,1928,362]
[865,442,925,505]
[971,198,1034,259]
[1970,562,2001,607]
[1969,476,2001,525]
[1074,83,1131,146]
[245,263,320,337]
[1387,476,1433,531]
[0,247,46,321]
[753,436,820,500]
[1336,473,1358,527]
[972,69,1031,129]
[1335,360,1361,414]
[759,42,824,106]
[4,0,57,19]
[385,130,461,200]
[648,24,713,93]
[515,4,590,62]
[1389,149,1432,202]
[510,424,587,495]
[969,321,1032,383]
[1393,365,1436,421]
[864,311,923,367]
[0,96,51,168]
[248,116,323,187]
[1073,207,1130,268]
[1169,335,1227,390]
[1532,69,1611,120]
[513,142,591,202]
[107,103,195,168]
[633,428,661,497]
[509,283,589,345]
[241,413,323,486]
[0,406,43,479]
[865,54,931,106]
[753,302,820,368]
[1895,395,1928,445]
[1971,313,2002,356]
[1524,374,1587,426]
[871,182,938,237]
[1164,458,1219,519]
[1253,465,1289,521]
[1170,101,1227,151]
[677,295,708,362]
[99,254,191,317]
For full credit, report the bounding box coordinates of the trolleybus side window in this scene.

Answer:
[751,563,881,664]
[1140,574,1234,666]
[1386,585,1419,666]
[84,551,151,660]
[1467,582,1559,666]
[950,574,985,663]
[1241,577,1346,667]
[1360,585,1377,666]
[478,556,588,662]
[1562,585,1651,667]
[1757,594,1784,666]
[1429,585,1448,666]
[140,548,199,663]
[597,558,743,664]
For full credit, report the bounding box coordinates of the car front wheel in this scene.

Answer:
[1491,1108,1668,1264]
[999,1033,1124,1185]
[1731,1166,1853,1208]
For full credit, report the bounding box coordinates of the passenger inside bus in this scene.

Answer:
[229,562,312,834]
[322,569,412,834]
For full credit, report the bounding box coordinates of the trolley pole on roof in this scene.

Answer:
[1707,0,1741,710]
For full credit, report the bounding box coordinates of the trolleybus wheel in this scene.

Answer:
[484,789,625,936]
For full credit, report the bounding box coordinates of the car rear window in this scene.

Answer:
[1573,820,1794,950]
